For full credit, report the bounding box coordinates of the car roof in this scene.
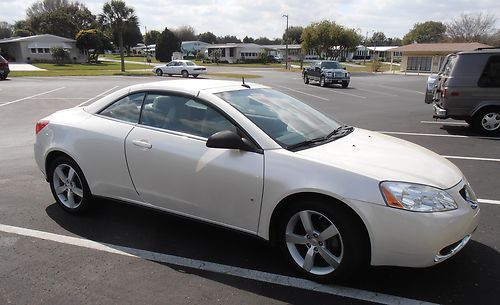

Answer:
[84,79,268,113]
[457,47,500,55]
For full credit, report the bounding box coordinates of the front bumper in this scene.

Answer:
[324,77,349,84]
[433,103,447,118]
[348,180,480,267]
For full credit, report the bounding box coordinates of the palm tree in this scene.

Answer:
[99,0,138,72]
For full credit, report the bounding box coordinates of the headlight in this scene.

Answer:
[380,182,457,212]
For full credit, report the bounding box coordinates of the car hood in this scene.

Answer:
[296,128,462,189]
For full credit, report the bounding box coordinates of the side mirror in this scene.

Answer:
[206,130,257,152]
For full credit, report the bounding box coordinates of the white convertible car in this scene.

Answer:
[153,60,207,78]
[34,79,480,282]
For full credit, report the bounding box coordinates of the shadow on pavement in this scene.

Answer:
[46,199,500,305]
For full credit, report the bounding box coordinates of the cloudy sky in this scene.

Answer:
[2,0,500,39]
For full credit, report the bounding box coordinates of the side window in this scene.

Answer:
[140,93,237,138]
[99,93,145,123]
[478,56,500,88]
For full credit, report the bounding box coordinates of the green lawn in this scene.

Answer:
[101,54,160,63]
[9,61,152,77]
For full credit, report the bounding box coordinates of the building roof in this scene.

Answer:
[391,42,491,52]
[206,43,265,49]
[0,34,75,44]
[266,44,302,50]
[367,46,399,52]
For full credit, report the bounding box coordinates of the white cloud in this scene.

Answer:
[1,0,499,39]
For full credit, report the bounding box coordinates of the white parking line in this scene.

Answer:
[375,84,425,95]
[274,85,329,101]
[0,87,66,108]
[0,223,437,305]
[355,88,398,97]
[75,86,120,107]
[443,155,500,163]
[314,85,367,99]
[379,131,499,141]
[420,121,469,126]
[479,199,500,205]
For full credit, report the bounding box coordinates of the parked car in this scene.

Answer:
[425,74,438,104]
[267,55,282,63]
[0,55,10,80]
[430,48,500,135]
[35,79,479,282]
[153,60,207,78]
[303,61,350,88]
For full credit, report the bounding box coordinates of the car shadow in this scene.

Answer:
[440,125,500,139]
[46,199,500,305]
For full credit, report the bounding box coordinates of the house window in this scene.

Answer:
[44,48,50,53]
[221,48,226,57]
[30,48,37,53]
[407,56,432,71]
[229,48,234,57]
[37,48,44,53]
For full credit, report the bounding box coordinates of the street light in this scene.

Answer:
[363,30,374,65]
[283,14,288,69]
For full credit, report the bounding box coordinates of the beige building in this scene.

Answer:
[0,34,85,63]
[392,42,491,72]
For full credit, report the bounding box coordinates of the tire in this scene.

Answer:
[319,76,326,87]
[472,108,500,135]
[277,199,369,282]
[303,74,309,84]
[168,74,173,76]
[181,70,189,78]
[48,156,92,214]
[155,69,163,76]
[193,74,199,78]
[0,74,7,80]
[341,81,349,88]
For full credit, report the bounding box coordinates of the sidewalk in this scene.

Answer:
[8,63,47,71]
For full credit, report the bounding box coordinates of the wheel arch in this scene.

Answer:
[471,103,500,117]
[44,150,90,191]
[268,192,371,258]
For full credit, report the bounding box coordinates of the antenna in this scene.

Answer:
[242,77,250,88]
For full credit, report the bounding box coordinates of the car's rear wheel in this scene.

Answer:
[193,74,199,78]
[472,108,500,135]
[155,69,163,76]
[341,81,349,88]
[319,76,326,87]
[48,156,92,214]
[0,74,7,80]
[303,74,309,84]
[278,200,368,282]
[181,70,189,78]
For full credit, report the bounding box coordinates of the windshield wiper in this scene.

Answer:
[286,125,354,151]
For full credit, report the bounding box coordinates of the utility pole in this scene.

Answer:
[363,31,368,65]
[283,14,289,69]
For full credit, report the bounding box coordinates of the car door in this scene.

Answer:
[124,92,264,233]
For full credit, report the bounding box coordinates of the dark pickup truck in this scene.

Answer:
[303,60,350,88]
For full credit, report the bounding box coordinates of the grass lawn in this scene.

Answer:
[101,54,161,64]
[9,61,152,77]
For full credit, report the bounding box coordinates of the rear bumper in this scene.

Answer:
[433,103,447,119]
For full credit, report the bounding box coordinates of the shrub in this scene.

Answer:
[371,60,382,72]
[51,47,69,65]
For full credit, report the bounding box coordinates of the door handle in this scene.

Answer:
[132,139,152,149]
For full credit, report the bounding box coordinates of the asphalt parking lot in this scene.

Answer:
[1,70,499,305]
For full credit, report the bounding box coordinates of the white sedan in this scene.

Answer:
[34,80,480,282]
[153,60,207,78]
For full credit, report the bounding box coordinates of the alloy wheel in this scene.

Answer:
[285,210,343,275]
[52,163,84,209]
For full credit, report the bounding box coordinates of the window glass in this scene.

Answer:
[321,62,341,69]
[44,48,50,53]
[140,94,237,138]
[37,48,43,53]
[216,89,341,147]
[99,93,145,123]
[185,61,195,66]
[478,56,500,87]
[30,48,37,53]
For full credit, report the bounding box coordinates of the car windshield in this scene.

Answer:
[185,61,196,66]
[321,62,341,69]
[215,88,346,150]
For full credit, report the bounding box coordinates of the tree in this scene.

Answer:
[155,27,180,62]
[26,0,96,38]
[198,31,217,44]
[446,13,497,43]
[301,20,360,59]
[386,37,402,46]
[144,30,160,45]
[283,26,303,44]
[99,0,139,72]
[173,25,197,41]
[217,35,241,43]
[76,29,111,63]
[0,22,13,39]
[243,36,254,43]
[114,23,143,55]
[369,32,387,46]
[402,21,446,45]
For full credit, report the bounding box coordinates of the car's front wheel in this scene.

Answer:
[278,200,368,282]
[193,74,199,78]
[181,70,189,78]
[319,76,326,87]
[472,108,500,135]
[342,81,349,88]
[48,156,92,214]
[303,74,309,84]
[155,69,163,76]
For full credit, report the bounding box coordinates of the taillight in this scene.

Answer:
[36,120,49,134]
[450,91,460,97]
